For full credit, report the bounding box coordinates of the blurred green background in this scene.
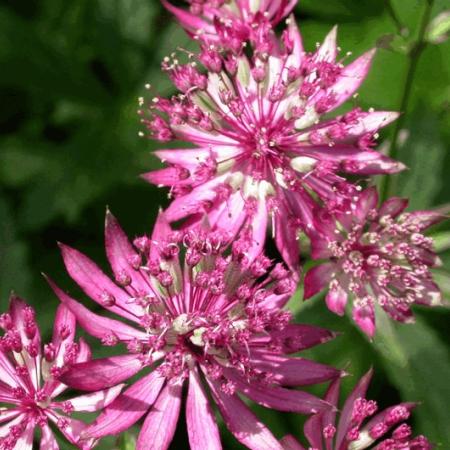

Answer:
[0,0,449,448]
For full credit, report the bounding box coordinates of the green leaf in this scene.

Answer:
[395,106,446,209]
[115,432,137,450]
[373,311,450,443]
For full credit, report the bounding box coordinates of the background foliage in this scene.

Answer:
[0,0,449,448]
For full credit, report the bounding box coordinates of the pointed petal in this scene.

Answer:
[52,304,76,363]
[60,354,143,391]
[47,278,146,343]
[13,420,34,450]
[137,381,183,450]
[280,435,305,450]
[187,367,222,450]
[326,49,376,111]
[325,285,348,316]
[286,15,304,64]
[0,350,25,388]
[355,187,378,223]
[69,384,125,412]
[250,324,337,354]
[59,244,141,323]
[379,197,408,218]
[208,378,283,450]
[40,426,59,450]
[317,26,338,62]
[304,413,323,449]
[105,210,151,295]
[161,0,211,33]
[88,371,165,438]
[336,369,373,448]
[304,263,335,299]
[250,351,341,386]
[227,369,331,414]
[345,111,400,136]
[49,413,90,446]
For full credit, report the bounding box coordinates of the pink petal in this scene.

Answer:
[304,263,335,300]
[342,152,405,175]
[250,324,337,354]
[59,244,141,323]
[77,337,92,363]
[161,0,211,34]
[226,369,331,414]
[249,351,341,386]
[317,26,338,62]
[88,371,165,438]
[246,198,269,264]
[325,284,348,316]
[208,191,246,240]
[335,369,373,448]
[52,304,76,353]
[325,49,376,111]
[13,420,34,450]
[60,354,143,391]
[274,201,300,274]
[47,278,146,342]
[345,111,400,136]
[280,435,305,450]
[304,412,323,449]
[49,413,89,446]
[186,367,222,450]
[40,426,59,450]
[69,384,125,412]
[286,15,304,64]
[136,381,183,450]
[352,300,376,337]
[0,409,21,425]
[164,176,226,222]
[355,187,378,223]
[149,211,173,261]
[378,197,409,218]
[0,349,25,388]
[141,167,189,187]
[404,210,446,231]
[207,378,283,450]
[105,210,151,295]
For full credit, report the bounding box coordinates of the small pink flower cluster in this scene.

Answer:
[0,1,443,449]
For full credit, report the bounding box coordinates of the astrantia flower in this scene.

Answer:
[163,0,296,51]
[304,187,444,337]
[280,369,431,450]
[140,19,402,271]
[0,296,123,450]
[49,210,341,450]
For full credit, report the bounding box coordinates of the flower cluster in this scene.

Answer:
[281,369,432,450]
[0,0,444,448]
[0,297,122,449]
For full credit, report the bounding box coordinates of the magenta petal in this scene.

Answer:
[304,263,335,300]
[105,210,150,294]
[317,26,338,62]
[352,300,375,338]
[379,197,409,218]
[40,426,59,450]
[251,324,337,354]
[136,381,183,450]
[141,167,189,187]
[355,187,379,223]
[326,49,376,111]
[59,243,141,323]
[60,354,143,391]
[286,14,304,64]
[325,285,348,316]
[69,384,125,413]
[280,435,306,450]
[149,211,172,261]
[187,368,222,450]
[52,303,76,349]
[335,369,373,448]
[304,412,323,449]
[161,0,211,33]
[88,371,165,438]
[250,351,341,386]
[14,420,34,449]
[208,379,283,450]
[47,279,146,342]
[227,370,331,414]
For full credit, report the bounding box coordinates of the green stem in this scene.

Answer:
[384,0,406,35]
[380,0,435,200]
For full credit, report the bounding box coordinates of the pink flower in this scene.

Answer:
[304,187,444,337]
[280,369,432,450]
[162,0,297,51]
[0,296,123,450]
[49,210,342,450]
[140,19,402,272]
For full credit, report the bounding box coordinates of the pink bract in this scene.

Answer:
[0,296,123,450]
[140,18,402,272]
[304,187,444,337]
[49,210,342,450]
[281,369,431,450]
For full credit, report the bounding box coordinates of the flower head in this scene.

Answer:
[140,19,402,271]
[304,187,444,337]
[0,296,123,450]
[49,210,341,450]
[163,0,297,51]
[281,369,431,450]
